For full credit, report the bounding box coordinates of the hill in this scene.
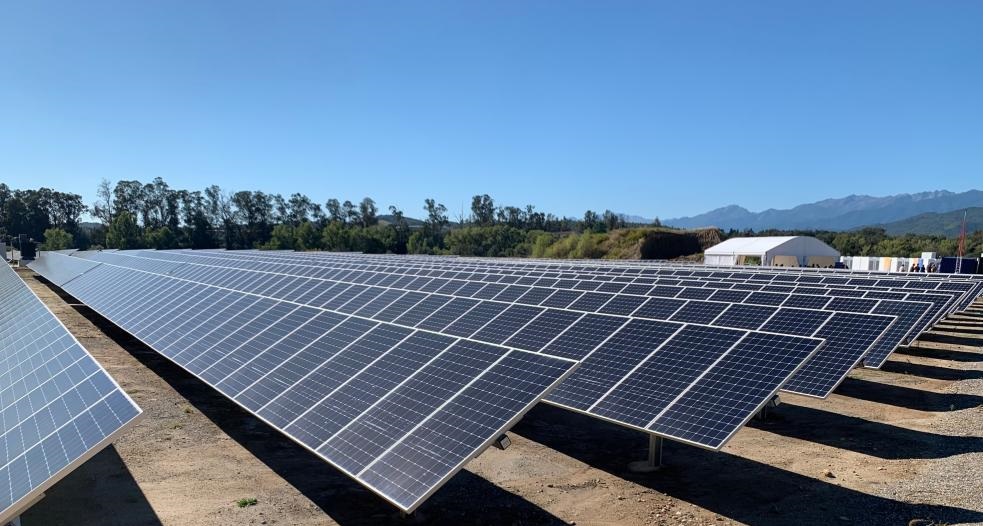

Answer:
[663,189,983,231]
[866,207,983,236]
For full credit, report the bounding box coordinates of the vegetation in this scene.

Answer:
[236,498,257,508]
[0,179,980,260]
[871,207,983,237]
[40,227,73,251]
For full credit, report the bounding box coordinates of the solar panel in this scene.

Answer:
[782,312,895,398]
[648,332,822,447]
[6,262,141,523]
[861,300,933,369]
[30,253,576,513]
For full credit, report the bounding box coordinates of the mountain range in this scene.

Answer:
[661,189,983,232]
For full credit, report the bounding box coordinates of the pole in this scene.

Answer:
[648,434,662,467]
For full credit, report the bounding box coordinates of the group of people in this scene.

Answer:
[899,261,937,273]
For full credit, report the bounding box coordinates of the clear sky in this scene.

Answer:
[1,1,982,220]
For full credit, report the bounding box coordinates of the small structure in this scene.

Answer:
[704,236,840,267]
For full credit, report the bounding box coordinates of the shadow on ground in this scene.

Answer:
[913,332,984,348]
[22,446,162,526]
[881,360,983,381]
[894,345,984,363]
[747,403,981,460]
[514,404,982,526]
[835,377,982,412]
[40,278,566,526]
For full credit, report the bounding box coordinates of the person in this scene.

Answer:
[918,262,925,272]
[910,263,917,272]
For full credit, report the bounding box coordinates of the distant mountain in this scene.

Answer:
[663,189,983,232]
[864,207,983,237]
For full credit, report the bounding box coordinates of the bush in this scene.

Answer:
[41,227,73,250]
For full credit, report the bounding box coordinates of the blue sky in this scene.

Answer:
[1,1,981,220]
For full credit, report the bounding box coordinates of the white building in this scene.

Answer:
[704,236,840,267]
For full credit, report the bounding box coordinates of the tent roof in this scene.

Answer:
[704,236,839,256]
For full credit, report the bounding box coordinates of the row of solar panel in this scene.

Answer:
[172,249,959,342]
[0,263,141,524]
[292,252,982,312]
[128,250,929,377]
[243,250,983,290]
[76,250,891,398]
[160,250,969,329]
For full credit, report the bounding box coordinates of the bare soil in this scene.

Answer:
[17,269,983,526]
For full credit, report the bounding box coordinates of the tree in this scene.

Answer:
[321,221,353,251]
[187,210,216,249]
[93,178,115,226]
[287,193,313,225]
[359,197,378,227]
[265,224,296,250]
[470,194,496,226]
[388,205,410,254]
[113,180,145,222]
[145,226,178,249]
[41,227,73,250]
[295,221,320,250]
[342,200,359,225]
[106,212,143,249]
[204,185,235,248]
[326,198,344,223]
[602,210,624,231]
[581,210,601,232]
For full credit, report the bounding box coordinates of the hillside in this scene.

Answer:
[531,227,722,260]
[867,207,983,236]
[663,189,983,231]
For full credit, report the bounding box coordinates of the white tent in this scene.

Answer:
[704,236,840,267]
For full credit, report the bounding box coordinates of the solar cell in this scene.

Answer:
[712,303,777,330]
[669,301,729,324]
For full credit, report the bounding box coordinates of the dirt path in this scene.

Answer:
[18,270,983,526]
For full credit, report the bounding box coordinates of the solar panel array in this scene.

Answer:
[123,250,914,397]
[27,249,980,513]
[31,252,578,512]
[80,250,833,417]
[0,263,141,524]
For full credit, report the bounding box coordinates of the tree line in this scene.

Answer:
[0,178,980,260]
[0,179,656,255]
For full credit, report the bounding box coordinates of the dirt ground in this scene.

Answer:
[16,268,983,526]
